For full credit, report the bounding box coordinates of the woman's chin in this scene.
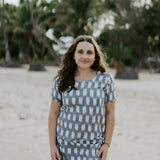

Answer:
[77,65,92,69]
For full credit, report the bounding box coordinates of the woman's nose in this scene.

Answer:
[82,53,88,58]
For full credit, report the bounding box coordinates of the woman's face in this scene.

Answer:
[73,41,96,70]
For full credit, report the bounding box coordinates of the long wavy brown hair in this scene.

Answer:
[54,35,108,92]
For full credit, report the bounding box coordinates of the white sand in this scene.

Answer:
[0,65,159,160]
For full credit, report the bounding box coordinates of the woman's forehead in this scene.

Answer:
[76,41,94,50]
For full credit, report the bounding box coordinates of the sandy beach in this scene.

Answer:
[0,65,159,160]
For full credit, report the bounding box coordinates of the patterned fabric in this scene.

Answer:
[51,71,117,160]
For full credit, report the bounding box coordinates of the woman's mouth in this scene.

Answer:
[81,60,88,63]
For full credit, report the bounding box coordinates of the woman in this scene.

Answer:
[48,35,117,160]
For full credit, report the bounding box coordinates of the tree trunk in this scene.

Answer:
[2,0,11,62]
[26,0,61,66]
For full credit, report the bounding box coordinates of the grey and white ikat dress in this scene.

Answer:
[51,71,117,160]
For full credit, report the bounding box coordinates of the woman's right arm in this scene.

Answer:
[48,100,62,160]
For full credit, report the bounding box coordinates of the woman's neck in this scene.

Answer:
[75,68,97,81]
[75,68,94,75]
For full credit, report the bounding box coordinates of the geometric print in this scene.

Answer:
[51,71,117,160]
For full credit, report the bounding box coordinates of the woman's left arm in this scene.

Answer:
[98,101,116,159]
[104,101,115,145]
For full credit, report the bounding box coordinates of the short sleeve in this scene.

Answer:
[51,77,62,103]
[104,73,117,104]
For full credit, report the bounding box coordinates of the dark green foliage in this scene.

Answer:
[0,0,160,67]
[1,0,56,63]
[52,0,105,38]
[98,0,160,67]
[97,29,139,67]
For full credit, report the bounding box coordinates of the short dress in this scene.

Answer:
[51,71,117,160]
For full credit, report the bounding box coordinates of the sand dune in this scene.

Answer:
[0,65,159,160]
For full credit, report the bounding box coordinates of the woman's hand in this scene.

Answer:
[50,145,62,160]
[98,144,109,160]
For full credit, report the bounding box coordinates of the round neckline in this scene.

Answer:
[75,71,99,83]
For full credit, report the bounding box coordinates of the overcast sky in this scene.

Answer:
[5,0,19,6]
[5,0,52,6]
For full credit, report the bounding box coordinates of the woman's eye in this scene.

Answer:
[78,50,83,53]
[87,51,93,54]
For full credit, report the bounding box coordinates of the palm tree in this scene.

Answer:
[2,0,10,62]
[6,1,36,63]
[1,0,20,67]
[4,0,60,68]
[27,0,61,66]
[52,0,106,38]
